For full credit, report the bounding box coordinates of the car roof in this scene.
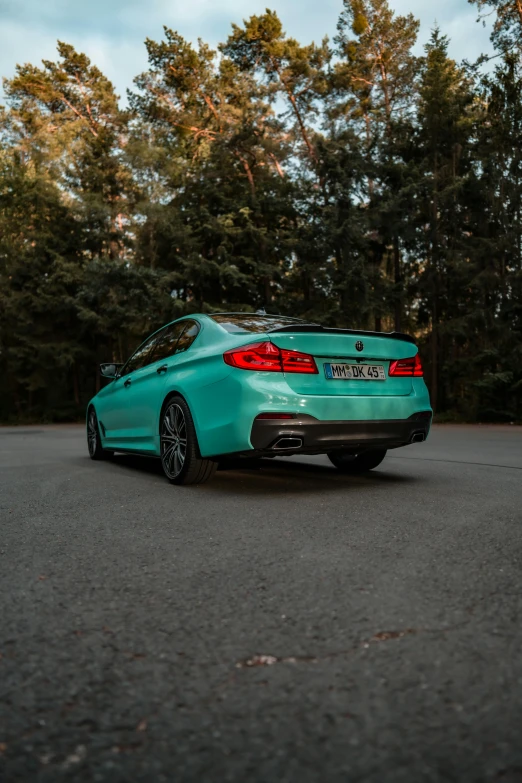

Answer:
[207,313,306,320]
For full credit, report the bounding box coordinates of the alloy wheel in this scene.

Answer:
[87,411,98,457]
[161,403,187,479]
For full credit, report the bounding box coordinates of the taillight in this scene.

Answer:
[388,354,423,377]
[223,341,281,371]
[281,348,318,374]
[223,341,318,374]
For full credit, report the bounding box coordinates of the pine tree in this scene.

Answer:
[221,10,330,167]
[1,12,522,422]
[413,30,476,413]
[3,42,132,260]
[0,156,84,418]
[130,28,296,310]
[333,0,421,331]
[470,0,522,53]
[467,53,522,419]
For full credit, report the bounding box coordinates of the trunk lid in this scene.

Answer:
[269,328,417,397]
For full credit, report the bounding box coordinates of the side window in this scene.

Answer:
[148,322,187,364]
[141,328,169,365]
[175,321,200,354]
[120,336,156,377]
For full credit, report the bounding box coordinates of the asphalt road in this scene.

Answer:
[1,424,522,783]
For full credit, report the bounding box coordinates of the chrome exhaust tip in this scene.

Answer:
[273,437,303,451]
[411,432,426,444]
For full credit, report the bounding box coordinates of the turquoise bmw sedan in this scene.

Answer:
[87,313,432,485]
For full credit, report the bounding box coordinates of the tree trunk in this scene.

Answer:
[365,114,374,198]
[237,154,256,195]
[393,237,402,332]
[516,0,522,28]
[7,372,22,417]
[73,366,80,406]
[285,88,317,164]
[264,276,271,306]
[430,314,438,414]
[431,144,439,414]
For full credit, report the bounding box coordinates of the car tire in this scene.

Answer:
[160,396,217,486]
[87,408,114,461]
[328,449,387,474]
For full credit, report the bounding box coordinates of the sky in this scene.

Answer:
[0,0,494,103]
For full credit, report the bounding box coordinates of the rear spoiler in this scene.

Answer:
[267,324,417,345]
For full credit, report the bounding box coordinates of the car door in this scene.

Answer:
[99,337,156,443]
[119,322,189,450]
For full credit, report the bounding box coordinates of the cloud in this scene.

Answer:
[1,19,62,77]
[392,0,492,60]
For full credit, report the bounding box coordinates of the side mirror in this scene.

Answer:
[100,363,123,380]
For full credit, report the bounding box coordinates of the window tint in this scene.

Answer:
[120,320,201,376]
[149,322,187,364]
[142,328,169,364]
[175,321,200,354]
[120,336,157,376]
[210,314,307,334]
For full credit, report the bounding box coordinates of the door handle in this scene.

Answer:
[157,364,168,375]
[124,378,132,388]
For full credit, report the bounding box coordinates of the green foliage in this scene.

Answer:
[221,10,330,163]
[1,4,521,422]
[469,0,522,54]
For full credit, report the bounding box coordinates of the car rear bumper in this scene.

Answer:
[192,368,432,458]
[249,412,433,456]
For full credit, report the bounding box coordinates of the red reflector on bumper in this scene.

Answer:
[255,413,295,420]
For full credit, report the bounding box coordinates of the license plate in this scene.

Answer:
[324,363,386,381]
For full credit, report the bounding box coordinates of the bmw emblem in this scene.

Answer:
[355,341,364,352]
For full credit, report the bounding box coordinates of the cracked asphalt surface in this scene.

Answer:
[1,424,522,783]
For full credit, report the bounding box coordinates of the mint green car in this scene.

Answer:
[87,313,432,485]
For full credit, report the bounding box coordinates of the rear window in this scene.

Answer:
[211,314,308,334]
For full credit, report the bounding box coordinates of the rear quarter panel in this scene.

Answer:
[156,320,244,456]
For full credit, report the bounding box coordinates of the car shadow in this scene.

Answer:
[214,459,417,494]
[100,453,418,495]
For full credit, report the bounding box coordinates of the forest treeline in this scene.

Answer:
[1,0,521,422]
